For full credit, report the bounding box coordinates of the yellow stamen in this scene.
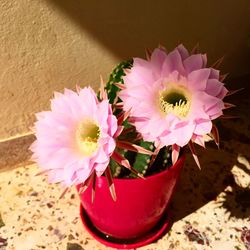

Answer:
[76,120,100,156]
[159,85,191,118]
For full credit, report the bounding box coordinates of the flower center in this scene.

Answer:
[159,86,191,118]
[76,120,100,156]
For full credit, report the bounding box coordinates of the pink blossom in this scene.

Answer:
[120,45,228,148]
[30,87,117,186]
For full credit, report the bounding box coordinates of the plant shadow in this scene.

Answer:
[170,75,250,222]
[170,146,250,222]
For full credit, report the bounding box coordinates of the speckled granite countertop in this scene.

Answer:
[0,76,249,250]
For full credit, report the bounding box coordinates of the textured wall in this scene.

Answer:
[0,0,117,139]
[0,0,250,140]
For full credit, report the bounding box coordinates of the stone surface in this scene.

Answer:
[0,151,249,250]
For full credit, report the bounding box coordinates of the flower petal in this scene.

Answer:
[188,69,211,91]
[206,79,224,96]
[194,119,212,135]
[183,54,205,73]
[162,49,185,76]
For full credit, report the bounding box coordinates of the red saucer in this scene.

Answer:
[79,204,171,249]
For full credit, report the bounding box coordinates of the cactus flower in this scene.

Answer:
[120,45,228,149]
[30,87,118,187]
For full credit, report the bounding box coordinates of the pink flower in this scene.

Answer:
[30,87,117,187]
[120,45,228,148]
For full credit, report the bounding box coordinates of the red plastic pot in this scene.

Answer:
[77,154,185,247]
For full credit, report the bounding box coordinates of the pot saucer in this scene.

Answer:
[79,204,171,249]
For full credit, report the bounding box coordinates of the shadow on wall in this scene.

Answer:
[0,134,35,172]
[47,0,250,75]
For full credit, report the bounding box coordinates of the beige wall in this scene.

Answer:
[1,0,250,140]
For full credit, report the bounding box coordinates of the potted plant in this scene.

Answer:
[30,44,233,249]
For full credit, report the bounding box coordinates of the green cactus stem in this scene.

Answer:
[105,60,132,104]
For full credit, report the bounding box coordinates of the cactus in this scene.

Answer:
[105,60,132,104]
[109,158,122,178]
[106,60,171,178]
[146,146,172,176]
[129,141,154,178]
